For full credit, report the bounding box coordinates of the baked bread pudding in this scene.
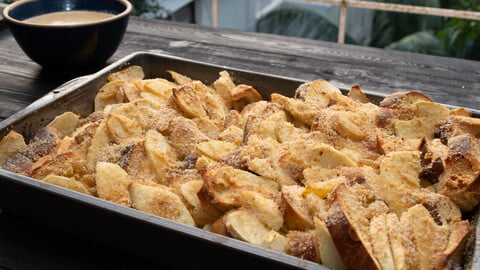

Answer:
[0,66,478,270]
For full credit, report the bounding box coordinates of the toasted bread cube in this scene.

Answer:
[167,70,193,85]
[261,231,287,254]
[179,180,222,226]
[107,65,144,82]
[325,184,383,270]
[282,185,313,230]
[238,190,283,230]
[400,204,449,270]
[43,174,92,195]
[94,80,125,111]
[294,80,342,109]
[0,130,26,166]
[436,220,472,269]
[194,140,238,161]
[106,113,143,145]
[225,209,270,246]
[3,127,60,176]
[95,162,132,207]
[369,214,396,270]
[385,213,409,270]
[213,71,235,109]
[173,85,208,119]
[167,117,210,160]
[85,121,116,172]
[348,85,370,103]
[210,214,230,236]
[47,112,80,138]
[280,140,357,169]
[286,230,320,263]
[378,151,423,215]
[129,181,195,226]
[144,129,180,185]
[271,94,318,127]
[314,217,346,270]
[230,84,262,110]
[303,177,346,199]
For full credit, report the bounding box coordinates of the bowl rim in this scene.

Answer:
[2,0,132,28]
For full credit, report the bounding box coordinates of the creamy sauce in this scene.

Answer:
[25,11,114,25]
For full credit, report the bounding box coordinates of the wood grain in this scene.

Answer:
[0,16,479,269]
[0,16,479,123]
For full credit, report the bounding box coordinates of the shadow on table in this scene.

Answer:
[0,211,169,270]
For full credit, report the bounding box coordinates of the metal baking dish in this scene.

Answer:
[0,52,478,269]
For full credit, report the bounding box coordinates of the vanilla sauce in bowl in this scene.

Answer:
[25,11,114,25]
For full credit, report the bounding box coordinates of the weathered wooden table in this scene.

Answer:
[0,16,479,269]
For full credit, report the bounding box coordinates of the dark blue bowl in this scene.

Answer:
[3,0,132,69]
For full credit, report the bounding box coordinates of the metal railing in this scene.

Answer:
[211,0,480,44]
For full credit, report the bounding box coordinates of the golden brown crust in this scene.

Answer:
[210,214,231,236]
[6,66,480,270]
[380,91,432,109]
[435,220,472,270]
[282,185,314,231]
[325,203,380,270]
[286,230,320,263]
[2,126,60,176]
[348,85,370,103]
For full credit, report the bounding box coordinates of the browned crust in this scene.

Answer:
[282,186,314,231]
[294,82,310,100]
[440,116,480,145]
[325,203,380,270]
[1,154,33,175]
[376,91,433,130]
[210,214,231,236]
[78,111,103,126]
[435,220,472,270]
[2,126,60,176]
[286,230,320,263]
[379,91,432,108]
[375,108,393,128]
[420,138,445,184]
[348,85,370,104]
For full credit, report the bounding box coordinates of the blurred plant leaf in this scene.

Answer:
[440,0,461,8]
[369,0,445,48]
[386,30,447,56]
[130,0,168,19]
[438,0,480,59]
[256,7,357,44]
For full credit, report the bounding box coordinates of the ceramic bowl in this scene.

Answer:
[3,0,132,69]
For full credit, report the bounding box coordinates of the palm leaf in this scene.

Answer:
[256,7,357,44]
[386,30,447,56]
[369,0,445,48]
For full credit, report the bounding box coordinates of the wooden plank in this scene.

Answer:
[0,16,479,269]
[118,18,480,110]
[338,2,347,44]
[302,0,480,20]
[212,0,218,27]
[0,16,479,123]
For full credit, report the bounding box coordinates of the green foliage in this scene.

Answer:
[386,30,447,56]
[256,7,356,44]
[129,0,167,19]
[438,0,480,59]
[439,0,461,8]
[369,0,445,48]
[369,0,480,60]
